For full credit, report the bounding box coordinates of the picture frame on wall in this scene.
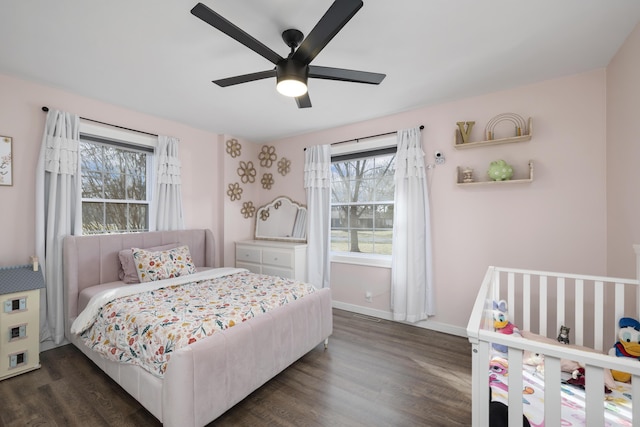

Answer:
[0,135,12,186]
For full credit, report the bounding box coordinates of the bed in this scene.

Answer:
[467,261,640,426]
[63,229,333,427]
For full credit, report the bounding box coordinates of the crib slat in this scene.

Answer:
[584,365,605,427]
[557,278,565,337]
[523,274,531,331]
[539,276,547,335]
[633,374,640,424]
[575,279,584,346]
[508,272,515,319]
[544,356,562,427]
[507,348,524,427]
[493,270,501,301]
[615,282,625,334]
[594,281,604,351]
[471,340,491,426]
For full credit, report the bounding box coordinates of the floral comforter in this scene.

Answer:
[72,268,317,377]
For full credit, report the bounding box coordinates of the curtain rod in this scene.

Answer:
[304,125,424,151]
[41,106,158,137]
[333,125,424,146]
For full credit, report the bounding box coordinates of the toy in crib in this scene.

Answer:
[492,300,521,353]
[557,325,570,344]
[609,317,640,382]
[523,351,545,374]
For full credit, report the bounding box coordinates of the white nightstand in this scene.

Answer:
[235,240,307,281]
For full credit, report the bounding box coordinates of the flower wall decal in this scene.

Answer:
[226,182,243,201]
[277,157,291,176]
[241,201,256,218]
[237,160,256,184]
[226,138,242,158]
[258,145,277,168]
[261,173,274,190]
[260,208,270,221]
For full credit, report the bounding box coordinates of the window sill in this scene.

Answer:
[330,252,392,268]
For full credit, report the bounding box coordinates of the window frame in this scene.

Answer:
[329,135,396,268]
[78,121,156,235]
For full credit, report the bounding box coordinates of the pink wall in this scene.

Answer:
[606,23,640,279]
[222,136,260,267]
[220,137,308,268]
[269,69,609,333]
[0,74,225,267]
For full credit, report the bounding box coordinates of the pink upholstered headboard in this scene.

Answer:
[63,229,215,337]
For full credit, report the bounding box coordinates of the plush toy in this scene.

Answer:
[565,367,612,393]
[523,351,545,374]
[608,317,640,382]
[557,325,570,344]
[492,300,521,353]
[487,159,514,181]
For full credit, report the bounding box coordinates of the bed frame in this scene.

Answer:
[467,259,640,426]
[63,229,333,427]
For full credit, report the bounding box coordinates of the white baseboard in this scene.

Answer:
[331,301,467,338]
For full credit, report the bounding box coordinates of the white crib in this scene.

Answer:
[467,258,640,426]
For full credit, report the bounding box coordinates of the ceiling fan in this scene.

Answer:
[190,0,386,108]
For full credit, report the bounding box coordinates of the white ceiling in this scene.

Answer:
[1,1,639,143]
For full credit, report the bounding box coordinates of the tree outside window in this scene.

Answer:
[330,152,395,255]
[80,139,150,234]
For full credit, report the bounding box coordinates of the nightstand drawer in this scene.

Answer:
[236,247,261,264]
[236,262,261,275]
[262,266,293,279]
[235,240,307,282]
[262,250,292,268]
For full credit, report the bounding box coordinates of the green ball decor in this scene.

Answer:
[487,159,514,181]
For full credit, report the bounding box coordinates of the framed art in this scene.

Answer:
[0,135,12,186]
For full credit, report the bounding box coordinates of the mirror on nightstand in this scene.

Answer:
[254,196,307,243]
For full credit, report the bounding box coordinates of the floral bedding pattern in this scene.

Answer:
[132,245,196,283]
[79,271,316,377]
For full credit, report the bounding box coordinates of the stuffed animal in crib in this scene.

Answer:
[557,325,570,344]
[609,317,640,382]
[523,351,545,374]
[492,300,521,353]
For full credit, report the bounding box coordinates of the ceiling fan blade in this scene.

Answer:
[291,0,363,65]
[309,65,385,84]
[213,70,276,87]
[296,93,312,108]
[191,3,284,65]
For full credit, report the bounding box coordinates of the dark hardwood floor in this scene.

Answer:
[0,309,472,426]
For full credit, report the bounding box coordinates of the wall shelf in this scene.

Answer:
[453,117,533,149]
[456,161,534,186]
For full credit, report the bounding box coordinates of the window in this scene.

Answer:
[330,139,396,257]
[79,135,153,235]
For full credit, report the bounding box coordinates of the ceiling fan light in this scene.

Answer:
[276,61,308,97]
[277,79,307,97]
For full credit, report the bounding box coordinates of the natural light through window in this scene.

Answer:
[80,137,152,234]
[330,149,395,257]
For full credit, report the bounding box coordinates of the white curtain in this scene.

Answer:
[391,127,434,322]
[152,135,184,231]
[304,145,331,288]
[35,109,82,344]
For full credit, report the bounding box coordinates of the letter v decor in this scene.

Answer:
[456,121,475,144]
